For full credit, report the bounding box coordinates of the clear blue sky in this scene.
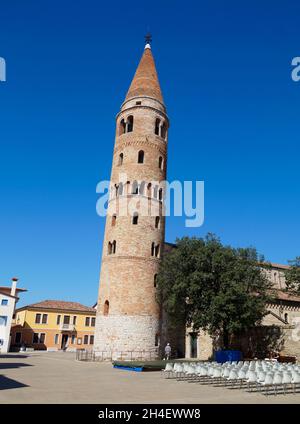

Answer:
[1,0,299,307]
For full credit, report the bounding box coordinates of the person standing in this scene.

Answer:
[164,343,171,360]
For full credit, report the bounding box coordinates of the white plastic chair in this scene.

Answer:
[226,369,238,387]
[186,364,197,380]
[222,367,231,379]
[249,362,256,371]
[246,370,257,391]
[174,363,184,379]
[282,371,292,395]
[236,368,247,388]
[161,362,174,378]
[211,367,222,384]
[178,363,194,380]
[272,373,283,396]
[260,372,274,395]
[291,372,300,393]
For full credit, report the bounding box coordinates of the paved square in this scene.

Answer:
[0,352,300,404]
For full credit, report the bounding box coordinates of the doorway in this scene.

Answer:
[61,334,69,350]
[190,332,198,358]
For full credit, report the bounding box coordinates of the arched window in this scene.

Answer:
[108,242,112,255]
[158,156,163,170]
[132,212,139,225]
[127,115,134,132]
[158,188,163,201]
[119,119,126,136]
[139,181,145,195]
[132,180,139,194]
[155,216,160,228]
[147,183,152,197]
[155,118,160,135]
[154,274,158,287]
[155,244,160,257]
[103,300,109,316]
[118,153,124,166]
[151,242,155,256]
[155,333,160,347]
[112,240,116,254]
[284,313,289,324]
[138,150,144,164]
[118,182,123,196]
[112,215,117,226]
[125,181,130,194]
[151,243,160,257]
[161,122,167,139]
[115,184,119,197]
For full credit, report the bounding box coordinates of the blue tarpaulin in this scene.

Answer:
[215,350,242,363]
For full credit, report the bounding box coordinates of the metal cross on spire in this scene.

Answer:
[144,32,152,45]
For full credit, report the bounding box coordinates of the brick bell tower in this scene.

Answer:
[94,37,169,359]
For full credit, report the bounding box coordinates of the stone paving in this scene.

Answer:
[0,352,300,404]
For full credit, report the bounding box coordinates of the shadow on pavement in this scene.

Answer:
[0,363,32,370]
[0,375,29,390]
[0,355,29,359]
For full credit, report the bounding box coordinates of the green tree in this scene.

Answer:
[285,257,300,293]
[156,234,272,349]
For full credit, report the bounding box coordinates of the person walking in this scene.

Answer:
[164,343,171,360]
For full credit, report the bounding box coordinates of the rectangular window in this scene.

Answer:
[73,316,77,325]
[15,332,22,344]
[35,313,41,324]
[40,333,46,343]
[85,317,90,327]
[77,338,82,345]
[63,315,70,325]
[1,299,8,306]
[83,335,89,345]
[57,315,61,325]
[54,334,59,344]
[42,314,48,324]
[91,317,96,327]
[71,335,76,344]
[0,316,8,326]
[33,333,39,344]
[90,335,94,345]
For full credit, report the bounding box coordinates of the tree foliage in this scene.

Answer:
[156,234,272,348]
[285,257,300,293]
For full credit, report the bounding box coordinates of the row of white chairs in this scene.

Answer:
[161,360,300,395]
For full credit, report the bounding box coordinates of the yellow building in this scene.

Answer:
[11,300,96,351]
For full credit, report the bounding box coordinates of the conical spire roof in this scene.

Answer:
[125,45,164,104]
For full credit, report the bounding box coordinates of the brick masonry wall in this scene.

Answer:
[184,301,300,360]
[94,93,169,357]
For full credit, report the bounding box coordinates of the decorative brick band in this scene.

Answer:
[114,137,167,155]
[102,255,161,263]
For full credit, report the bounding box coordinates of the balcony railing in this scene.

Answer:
[59,323,76,332]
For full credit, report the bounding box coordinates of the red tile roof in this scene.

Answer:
[274,290,300,303]
[0,290,18,299]
[0,286,27,293]
[18,300,96,313]
[269,263,290,270]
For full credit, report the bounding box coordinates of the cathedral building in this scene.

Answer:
[185,263,300,360]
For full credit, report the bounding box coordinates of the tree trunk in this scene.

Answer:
[223,328,229,349]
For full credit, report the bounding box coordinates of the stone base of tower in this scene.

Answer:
[93,315,160,360]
